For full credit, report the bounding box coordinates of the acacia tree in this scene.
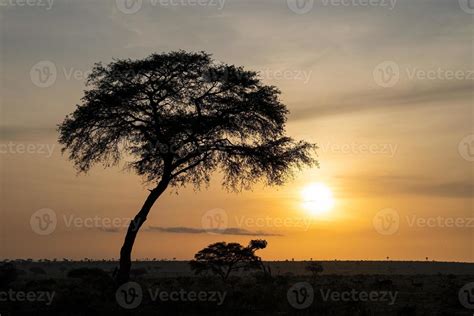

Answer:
[189,240,268,281]
[58,51,317,285]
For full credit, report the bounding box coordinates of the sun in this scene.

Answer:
[301,183,335,216]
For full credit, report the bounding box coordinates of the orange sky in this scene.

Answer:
[0,0,472,262]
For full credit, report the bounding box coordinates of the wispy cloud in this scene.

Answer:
[290,81,473,121]
[339,175,474,198]
[147,226,282,236]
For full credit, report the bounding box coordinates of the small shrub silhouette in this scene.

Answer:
[190,240,268,281]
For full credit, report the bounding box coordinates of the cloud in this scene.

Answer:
[408,181,474,199]
[147,226,282,236]
[0,126,56,141]
[339,175,474,198]
[290,81,473,120]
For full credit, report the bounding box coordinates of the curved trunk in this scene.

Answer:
[116,180,169,285]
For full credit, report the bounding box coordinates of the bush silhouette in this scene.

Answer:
[190,240,268,281]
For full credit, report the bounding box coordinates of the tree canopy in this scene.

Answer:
[58,51,317,191]
[189,240,268,281]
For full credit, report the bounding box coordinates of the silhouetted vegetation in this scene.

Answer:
[190,240,268,281]
[58,51,317,284]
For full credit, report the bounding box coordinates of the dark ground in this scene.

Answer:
[0,260,473,315]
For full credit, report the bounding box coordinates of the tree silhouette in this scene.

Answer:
[58,51,317,285]
[189,240,268,281]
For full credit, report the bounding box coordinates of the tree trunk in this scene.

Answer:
[116,180,168,285]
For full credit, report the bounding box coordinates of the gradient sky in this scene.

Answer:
[0,0,473,262]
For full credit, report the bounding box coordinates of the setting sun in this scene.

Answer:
[301,183,335,216]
